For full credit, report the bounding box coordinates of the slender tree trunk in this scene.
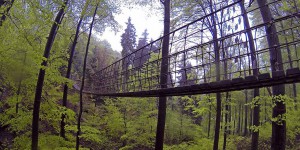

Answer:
[222,29,229,150]
[16,79,22,114]
[180,105,183,141]
[279,21,297,109]
[250,108,253,130]
[31,1,68,149]
[265,93,267,122]
[274,4,298,108]
[155,0,170,149]
[238,103,242,135]
[252,93,260,149]
[228,95,231,134]
[123,109,127,146]
[234,104,236,135]
[75,3,98,150]
[60,2,87,137]
[210,1,221,149]
[244,89,248,136]
[16,52,26,114]
[208,98,211,138]
[257,1,286,149]
[241,102,244,135]
[239,1,260,149]
[223,92,229,150]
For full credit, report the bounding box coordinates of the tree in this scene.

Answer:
[76,2,98,149]
[121,17,137,69]
[204,1,221,149]
[134,29,151,68]
[60,0,89,139]
[256,0,286,149]
[31,0,69,149]
[237,1,260,149]
[120,17,136,91]
[155,0,170,149]
[177,58,194,87]
[272,0,298,107]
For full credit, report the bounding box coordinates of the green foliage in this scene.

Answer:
[12,132,31,150]
[0,0,121,148]
[165,109,202,145]
[39,134,74,149]
[79,126,102,143]
[165,138,214,150]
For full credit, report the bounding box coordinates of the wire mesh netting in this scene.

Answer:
[81,0,300,97]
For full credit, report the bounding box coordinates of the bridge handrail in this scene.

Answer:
[91,0,242,77]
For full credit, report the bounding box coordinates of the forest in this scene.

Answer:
[0,0,300,150]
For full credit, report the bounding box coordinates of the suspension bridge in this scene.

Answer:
[70,1,300,149]
[77,1,300,97]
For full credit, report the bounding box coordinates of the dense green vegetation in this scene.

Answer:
[0,0,300,149]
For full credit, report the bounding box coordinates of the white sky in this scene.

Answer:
[100,6,164,52]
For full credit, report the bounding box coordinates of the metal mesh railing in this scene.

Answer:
[81,0,300,96]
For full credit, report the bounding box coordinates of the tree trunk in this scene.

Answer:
[279,21,297,109]
[155,0,170,149]
[241,101,244,135]
[274,2,297,107]
[208,98,211,138]
[223,92,229,150]
[239,1,260,149]
[16,52,26,114]
[122,108,127,147]
[75,3,98,150]
[244,89,248,136]
[209,0,221,148]
[228,95,232,135]
[257,1,286,149]
[234,104,236,135]
[238,103,242,135]
[180,105,183,141]
[221,26,229,149]
[60,12,84,139]
[31,1,68,149]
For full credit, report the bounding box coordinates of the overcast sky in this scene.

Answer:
[100,5,164,52]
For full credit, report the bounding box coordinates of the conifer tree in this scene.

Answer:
[120,17,136,91]
[134,29,150,68]
[121,17,136,69]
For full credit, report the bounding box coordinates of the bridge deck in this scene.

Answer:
[83,68,300,97]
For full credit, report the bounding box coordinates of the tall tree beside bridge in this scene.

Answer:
[235,1,261,149]
[257,0,286,149]
[75,1,99,149]
[31,0,69,149]
[155,0,170,149]
[134,29,150,68]
[121,17,137,68]
[121,17,136,91]
[60,0,89,139]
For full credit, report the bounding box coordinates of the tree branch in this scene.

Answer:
[160,0,164,5]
